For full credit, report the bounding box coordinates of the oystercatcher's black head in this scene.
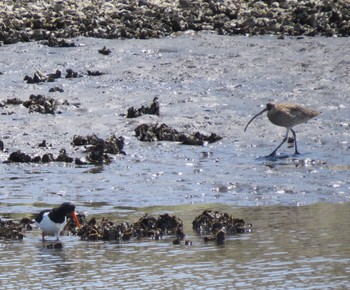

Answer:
[53,202,80,226]
[57,202,76,215]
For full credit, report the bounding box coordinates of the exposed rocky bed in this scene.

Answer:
[75,213,186,243]
[0,217,33,240]
[1,81,222,164]
[0,0,349,45]
[0,210,251,245]
[193,210,252,244]
[135,123,222,145]
[3,134,125,165]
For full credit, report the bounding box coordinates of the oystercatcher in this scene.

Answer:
[35,202,81,242]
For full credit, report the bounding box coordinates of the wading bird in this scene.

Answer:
[244,103,320,157]
[35,202,81,242]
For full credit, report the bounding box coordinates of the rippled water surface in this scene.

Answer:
[1,33,350,288]
[1,204,350,289]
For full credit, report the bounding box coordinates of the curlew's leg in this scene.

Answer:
[267,128,289,158]
[42,232,45,242]
[291,128,300,155]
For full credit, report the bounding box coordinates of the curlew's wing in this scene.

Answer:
[270,104,319,128]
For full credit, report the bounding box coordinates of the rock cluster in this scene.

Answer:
[4,94,58,114]
[72,134,125,164]
[24,70,62,84]
[135,122,222,145]
[75,213,185,242]
[0,0,349,44]
[1,210,251,246]
[193,210,252,243]
[127,97,160,118]
[5,149,74,164]
[0,218,33,240]
[4,134,124,165]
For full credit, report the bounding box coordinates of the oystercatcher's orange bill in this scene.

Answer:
[71,211,81,228]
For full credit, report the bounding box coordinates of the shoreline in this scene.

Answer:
[0,0,349,44]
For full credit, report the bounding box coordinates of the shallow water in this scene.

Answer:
[1,32,350,288]
[1,203,350,289]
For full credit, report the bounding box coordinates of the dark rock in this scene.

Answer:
[72,134,125,164]
[193,209,252,242]
[4,98,23,105]
[98,46,111,55]
[65,68,82,78]
[127,97,160,118]
[2,0,349,43]
[77,213,184,242]
[24,70,61,84]
[86,140,107,165]
[48,87,64,93]
[32,156,42,163]
[24,70,47,83]
[105,135,124,154]
[7,150,32,163]
[87,70,105,76]
[38,140,47,147]
[42,37,77,47]
[0,218,32,240]
[42,153,55,163]
[47,70,62,81]
[55,149,74,163]
[22,94,57,114]
[135,122,222,145]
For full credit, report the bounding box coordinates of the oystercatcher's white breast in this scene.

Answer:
[36,212,67,234]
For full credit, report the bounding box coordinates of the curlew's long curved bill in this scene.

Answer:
[244,108,267,132]
[71,211,81,228]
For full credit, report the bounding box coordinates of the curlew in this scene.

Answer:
[244,103,320,157]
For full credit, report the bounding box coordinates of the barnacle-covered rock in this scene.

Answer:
[135,123,222,145]
[4,149,74,164]
[0,218,33,240]
[24,70,61,83]
[72,134,125,165]
[4,94,59,114]
[127,97,160,118]
[76,213,184,242]
[98,46,111,55]
[193,210,252,243]
[22,94,57,114]
[0,0,349,44]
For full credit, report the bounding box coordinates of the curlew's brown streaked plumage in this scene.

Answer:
[244,103,320,157]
